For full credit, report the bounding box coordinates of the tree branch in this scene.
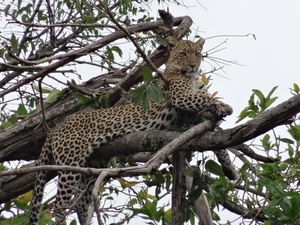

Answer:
[0,94,299,205]
[0,16,189,97]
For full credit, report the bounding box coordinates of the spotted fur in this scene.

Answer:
[29,37,237,225]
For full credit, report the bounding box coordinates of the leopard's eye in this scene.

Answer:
[195,52,201,57]
[179,52,187,57]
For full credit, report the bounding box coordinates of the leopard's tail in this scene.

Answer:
[214,149,239,180]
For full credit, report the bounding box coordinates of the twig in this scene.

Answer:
[6,46,39,65]
[0,61,46,71]
[232,144,276,163]
[102,4,169,85]
[87,172,106,225]
[38,77,50,131]
[67,79,94,96]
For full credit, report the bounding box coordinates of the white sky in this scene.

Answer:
[1,1,300,224]
[164,1,300,129]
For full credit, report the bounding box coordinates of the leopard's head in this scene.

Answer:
[165,37,205,75]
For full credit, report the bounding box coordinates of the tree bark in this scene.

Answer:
[171,151,186,225]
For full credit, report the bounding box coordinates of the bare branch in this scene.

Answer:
[67,79,94,96]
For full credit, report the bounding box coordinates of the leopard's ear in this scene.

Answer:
[196,38,205,49]
[166,36,178,50]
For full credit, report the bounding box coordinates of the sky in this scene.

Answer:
[1,0,300,224]
[163,1,300,129]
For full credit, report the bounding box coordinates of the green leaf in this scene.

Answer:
[236,108,254,123]
[165,173,171,191]
[4,200,12,210]
[266,86,278,100]
[288,125,300,141]
[286,191,300,199]
[10,33,18,53]
[16,104,28,115]
[106,46,114,60]
[292,83,299,94]
[33,83,53,93]
[252,89,265,105]
[73,93,89,103]
[188,185,203,202]
[44,89,61,103]
[205,159,224,177]
[189,210,195,225]
[142,89,148,111]
[69,219,77,225]
[278,138,294,144]
[287,143,294,158]
[147,83,163,103]
[257,180,263,195]
[261,134,271,150]
[4,4,11,16]
[111,46,123,58]
[141,66,153,82]
[1,121,12,129]
[131,86,147,109]
[1,215,29,225]
[10,114,18,124]
[21,14,29,23]
[184,166,200,178]
[264,96,278,109]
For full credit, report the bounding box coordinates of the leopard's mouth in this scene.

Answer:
[180,69,187,74]
[180,68,195,75]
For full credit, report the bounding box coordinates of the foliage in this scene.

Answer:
[237,86,278,123]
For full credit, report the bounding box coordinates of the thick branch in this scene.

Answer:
[1,92,299,163]
[77,93,300,159]
[0,94,299,204]
[0,120,216,205]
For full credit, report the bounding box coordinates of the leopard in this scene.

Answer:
[29,36,238,225]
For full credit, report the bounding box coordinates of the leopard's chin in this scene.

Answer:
[180,68,193,75]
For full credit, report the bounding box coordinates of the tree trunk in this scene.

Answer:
[172,151,186,225]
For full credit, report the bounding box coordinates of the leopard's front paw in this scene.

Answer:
[214,103,233,117]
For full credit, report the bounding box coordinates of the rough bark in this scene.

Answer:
[171,151,186,225]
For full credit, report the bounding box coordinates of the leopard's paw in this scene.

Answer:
[214,103,233,117]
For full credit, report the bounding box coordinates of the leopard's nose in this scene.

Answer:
[189,64,197,70]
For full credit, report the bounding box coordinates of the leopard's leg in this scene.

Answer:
[30,170,48,225]
[54,171,81,225]
[75,173,94,225]
[75,157,106,225]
